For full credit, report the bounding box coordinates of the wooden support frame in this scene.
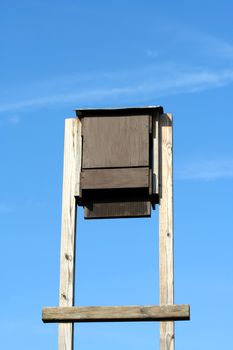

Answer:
[42,112,189,350]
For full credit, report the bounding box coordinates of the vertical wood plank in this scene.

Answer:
[75,119,82,198]
[58,118,81,350]
[159,113,174,350]
[152,112,160,196]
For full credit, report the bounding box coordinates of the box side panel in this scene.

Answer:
[152,112,160,197]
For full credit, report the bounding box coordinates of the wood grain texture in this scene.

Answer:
[82,115,150,168]
[81,167,149,190]
[58,118,80,350]
[74,119,82,197]
[159,113,174,350]
[84,200,151,219]
[42,305,190,323]
[152,112,160,196]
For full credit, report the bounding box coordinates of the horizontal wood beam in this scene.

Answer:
[80,167,150,190]
[42,304,190,323]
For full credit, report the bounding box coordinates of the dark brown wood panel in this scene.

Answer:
[84,200,151,219]
[82,115,150,168]
[81,168,149,190]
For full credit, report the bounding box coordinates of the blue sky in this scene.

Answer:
[1,1,233,349]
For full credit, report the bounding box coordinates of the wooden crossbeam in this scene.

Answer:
[42,304,190,323]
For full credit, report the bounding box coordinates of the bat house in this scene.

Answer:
[42,109,191,350]
[76,106,163,219]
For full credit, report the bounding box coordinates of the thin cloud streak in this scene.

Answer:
[156,22,233,61]
[0,202,14,214]
[0,67,233,113]
[188,32,233,60]
[176,159,233,181]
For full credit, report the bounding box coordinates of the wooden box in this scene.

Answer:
[76,107,162,219]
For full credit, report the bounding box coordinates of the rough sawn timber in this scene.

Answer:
[159,113,174,350]
[42,305,190,323]
[58,118,81,350]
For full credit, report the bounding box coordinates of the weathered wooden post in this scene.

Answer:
[42,106,190,350]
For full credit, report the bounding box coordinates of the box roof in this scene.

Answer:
[75,106,163,117]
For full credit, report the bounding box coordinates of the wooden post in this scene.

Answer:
[159,114,174,350]
[58,118,81,350]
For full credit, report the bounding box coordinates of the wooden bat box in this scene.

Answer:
[75,106,162,219]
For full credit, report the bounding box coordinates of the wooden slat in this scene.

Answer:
[84,200,151,219]
[159,114,174,350]
[58,118,81,350]
[82,115,150,168]
[81,167,149,190]
[74,119,82,197]
[152,112,160,196]
[42,305,190,323]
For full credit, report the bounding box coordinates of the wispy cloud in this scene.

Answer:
[184,31,233,60]
[0,114,21,127]
[0,66,233,114]
[176,159,233,181]
[1,27,233,115]
[146,49,160,58]
[0,199,45,214]
[0,202,14,214]
[153,22,233,62]
[8,115,21,125]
